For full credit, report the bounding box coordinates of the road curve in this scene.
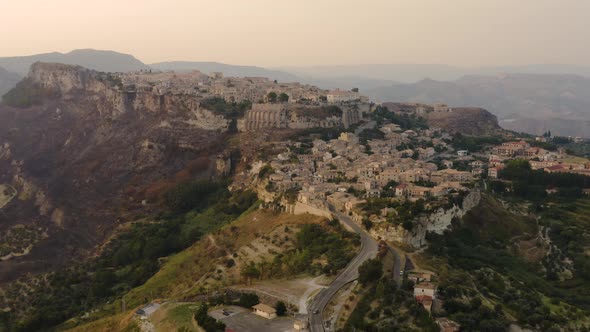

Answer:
[308,208,378,332]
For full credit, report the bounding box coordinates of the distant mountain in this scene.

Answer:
[367,73,590,137]
[0,49,150,76]
[150,61,300,82]
[282,64,468,85]
[280,64,590,86]
[0,66,22,97]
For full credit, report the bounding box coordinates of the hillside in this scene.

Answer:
[0,63,231,282]
[418,195,590,331]
[0,67,21,97]
[368,74,590,137]
[0,49,149,76]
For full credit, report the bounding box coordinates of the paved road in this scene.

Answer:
[389,246,403,287]
[308,207,378,332]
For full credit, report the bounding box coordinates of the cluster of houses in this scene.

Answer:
[409,272,461,332]
[119,70,367,106]
[262,123,476,219]
[487,140,590,179]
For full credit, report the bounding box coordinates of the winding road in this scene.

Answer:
[308,207,378,332]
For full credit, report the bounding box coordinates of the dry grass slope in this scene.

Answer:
[123,210,327,307]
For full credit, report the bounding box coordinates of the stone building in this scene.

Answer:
[342,108,361,128]
[244,103,289,130]
[327,89,360,103]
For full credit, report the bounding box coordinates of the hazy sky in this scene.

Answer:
[2,0,589,67]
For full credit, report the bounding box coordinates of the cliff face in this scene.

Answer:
[423,108,503,136]
[24,62,229,130]
[0,63,231,282]
[371,190,481,247]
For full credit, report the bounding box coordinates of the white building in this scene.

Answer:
[326,89,360,103]
[414,282,437,299]
[252,303,277,319]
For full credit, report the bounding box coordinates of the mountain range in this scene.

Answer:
[280,63,590,85]
[1,49,589,136]
[0,67,21,97]
[0,49,149,76]
[366,74,590,137]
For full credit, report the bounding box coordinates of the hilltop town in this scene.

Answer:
[1,63,590,332]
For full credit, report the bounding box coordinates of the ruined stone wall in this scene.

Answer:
[244,104,289,130]
[241,103,363,131]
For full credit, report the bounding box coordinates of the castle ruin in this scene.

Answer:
[240,103,362,132]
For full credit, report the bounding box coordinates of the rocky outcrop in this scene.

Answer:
[24,62,229,130]
[381,102,503,136]
[0,63,233,282]
[372,190,481,248]
[423,108,503,136]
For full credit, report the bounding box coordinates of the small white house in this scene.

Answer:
[457,150,469,157]
[413,282,437,299]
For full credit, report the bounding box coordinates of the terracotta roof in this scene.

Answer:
[545,165,565,171]
[415,295,433,303]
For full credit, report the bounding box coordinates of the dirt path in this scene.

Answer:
[208,235,219,249]
[134,302,161,332]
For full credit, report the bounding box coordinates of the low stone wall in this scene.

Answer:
[291,202,332,219]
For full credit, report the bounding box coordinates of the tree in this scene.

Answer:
[351,87,359,92]
[358,258,383,284]
[267,91,277,103]
[238,293,260,307]
[241,263,261,284]
[275,301,287,316]
[195,304,226,332]
[278,92,289,103]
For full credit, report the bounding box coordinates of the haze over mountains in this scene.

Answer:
[366,74,590,137]
[0,49,149,76]
[281,63,590,85]
[0,67,21,97]
[1,49,589,137]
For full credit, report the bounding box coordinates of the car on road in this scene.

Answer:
[400,270,404,276]
[313,309,319,314]
[135,309,145,315]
